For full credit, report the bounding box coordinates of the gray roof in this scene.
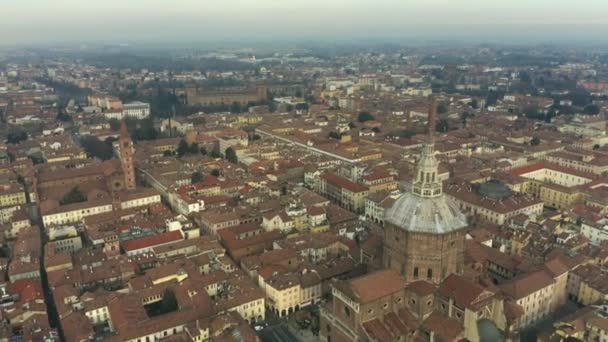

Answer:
[384,191,468,234]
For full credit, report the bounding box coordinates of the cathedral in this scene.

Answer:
[383,98,468,284]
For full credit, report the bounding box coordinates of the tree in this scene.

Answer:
[211,169,221,177]
[191,171,203,184]
[398,128,418,139]
[7,131,27,144]
[435,119,449,133]
[593,144,601,150]
[519,71,532,83]
[109,118,121,131]
[328,131,342,140]
[133,118,158,141]
[188,142,199,154]
[210,150,221,158]
[81,136,115,160]
[469,99,479,109]
[530,136,541,146]
[200,146,208,155]
[358,111,375,123]
[230,102,242,114]
[569,89,592,107]
[163,150,173,157]
[583,104,600,115]
[485,91,503,107]
[60,186,87,205]
[225,147,238,164]
[523,106,543,120]
[56,110,72,122]
[177,139,189,157]
[437,104,448,114]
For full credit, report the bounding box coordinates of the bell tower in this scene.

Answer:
[119,121,136,190]
[412,97,442,198]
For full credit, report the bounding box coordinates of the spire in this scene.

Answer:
[412,96,442,198]
[428,96,437,142]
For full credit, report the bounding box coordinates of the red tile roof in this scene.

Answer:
[121,230,183,252]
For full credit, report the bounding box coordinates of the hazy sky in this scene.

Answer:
[3,0,608,46]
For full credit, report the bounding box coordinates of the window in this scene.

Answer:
[344,306,350,317]
[427,269,433,280]
[383,303,388,309]
[413,267,419,279]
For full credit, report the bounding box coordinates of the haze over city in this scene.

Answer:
[3,0,608,46]
[3,1,608,342]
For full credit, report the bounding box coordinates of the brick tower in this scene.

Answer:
[119,121,136,190]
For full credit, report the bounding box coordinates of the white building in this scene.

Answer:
[122,101,151,120]
[582,219,608,245]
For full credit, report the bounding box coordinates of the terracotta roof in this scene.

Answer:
[321,172,369,193]
[499,270,554,300]
[121,230,183,252]
[346,270,404,304]
[437,274,493,310]
[406,280,436,297]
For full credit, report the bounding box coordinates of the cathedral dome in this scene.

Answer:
[384,137,467,234]
[384,191,467,234]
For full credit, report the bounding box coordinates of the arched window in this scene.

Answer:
[427,268,433,280]
[413,267,419,279]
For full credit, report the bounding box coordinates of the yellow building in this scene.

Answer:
[258,270,321,317]
[0,184,27,207]
[319,172,369,214]
[512,163,594,209]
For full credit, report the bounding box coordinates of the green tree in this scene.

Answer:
[225,147,238,164]
[188,142,199,154]
[133,118,158,141]
[211,169,220,177]
[435,119,449,133]
[56,110,72,122]
[191,171,203,184]
[437,103,448,114]
[398,128,418,139]
[176,139,189,157]
[530,136,541,146]
[109,118,121,131]
[230,102,242,114]
[358,111,375,123]
[210,150,221,158]
[485,91,503,107]
[584,104,600,115]
[200,146,208,155]
[81,136,115,160]
[469,99,478,109]
[328,131,342,140]
[7,131,27,144]
[60,186,87,205]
